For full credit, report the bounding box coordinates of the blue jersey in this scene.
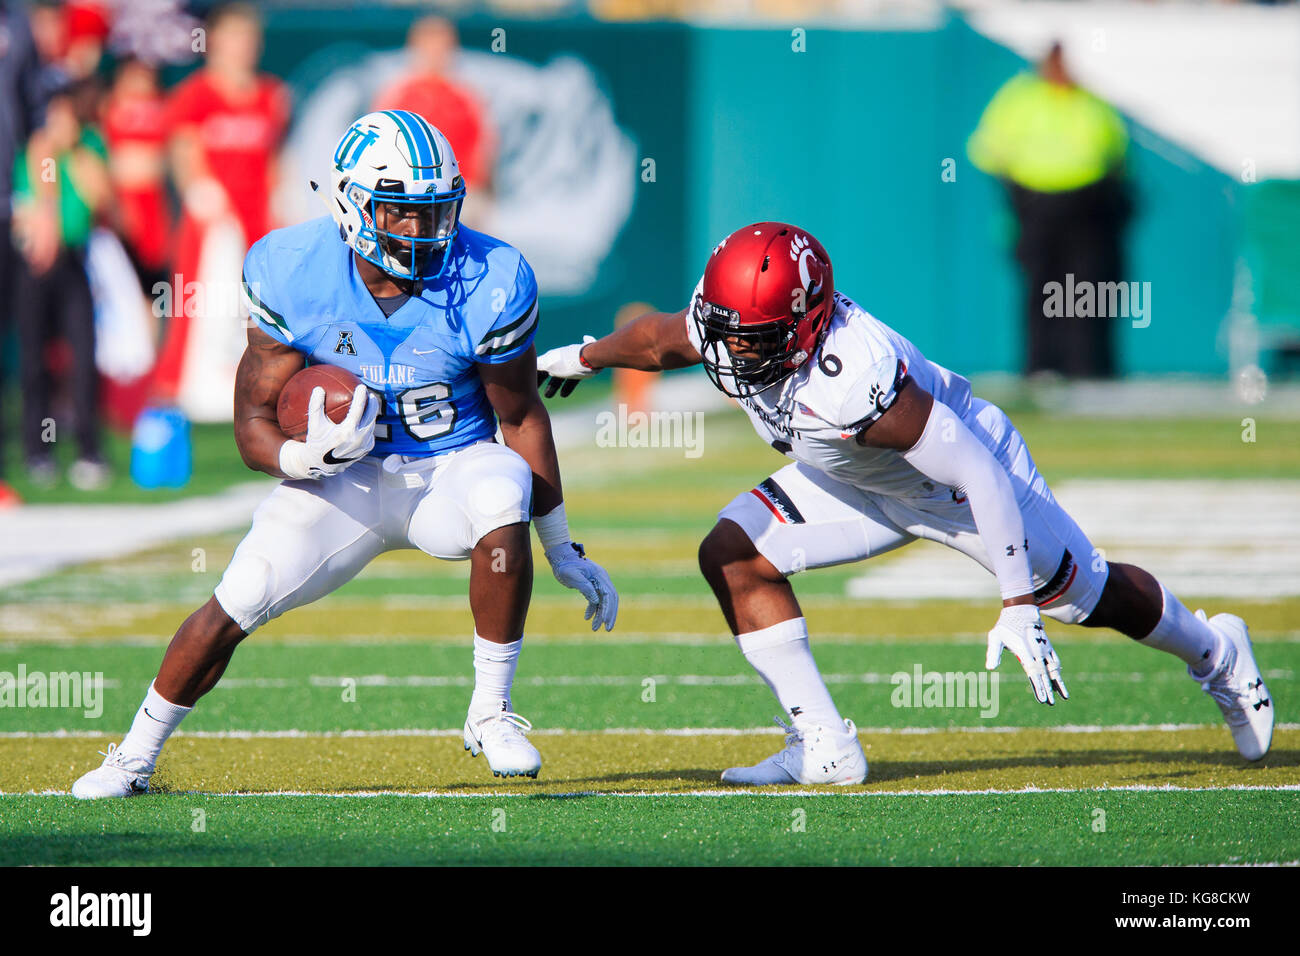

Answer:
[241,216,539,457]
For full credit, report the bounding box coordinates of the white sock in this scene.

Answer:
[469,633,522,719]
[735,617,844,730]
[1139,585,1223,673]
[119,683,192,770]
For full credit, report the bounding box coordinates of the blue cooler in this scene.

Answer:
[131,407,192,488]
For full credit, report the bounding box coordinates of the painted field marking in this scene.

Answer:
[0,668,1282,693]
[8,783,1300,799]
[5,723,1299,739]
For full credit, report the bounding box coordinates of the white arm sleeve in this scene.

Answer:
[900,399,1033,600]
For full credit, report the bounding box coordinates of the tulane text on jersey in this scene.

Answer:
[240,215,539,457]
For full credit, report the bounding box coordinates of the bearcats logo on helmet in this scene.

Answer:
[694,222,836,399]
[790,233,825,299]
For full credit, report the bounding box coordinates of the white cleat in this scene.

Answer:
[721,717,867,786]
[1194,611,1273,761]
[71,743,153,799]
[463,710,542,779]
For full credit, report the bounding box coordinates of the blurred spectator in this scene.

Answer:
[61,1,110,79]
[12,79,112,490]
[152,1,289,405]
[373,15,495,220]
[968,41,1131,378]
[102,55,172,291]
[27,0,108,81]
[0,0,51,506]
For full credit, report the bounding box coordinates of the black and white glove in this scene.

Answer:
[986,604,1068,705]
[279,384,378,480]
[537,335,598,398]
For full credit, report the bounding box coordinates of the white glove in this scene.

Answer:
[537,335,598,398]
[986,604,1068,705]
[279,384,378,480]
[545,542,619,631]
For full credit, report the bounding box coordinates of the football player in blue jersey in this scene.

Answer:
[72,111,618,797]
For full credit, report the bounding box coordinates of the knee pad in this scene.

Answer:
[214,553,276,633]
[469,474,529,527]
[466,472,531,547]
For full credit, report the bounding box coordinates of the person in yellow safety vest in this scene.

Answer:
[969,40,1132,379]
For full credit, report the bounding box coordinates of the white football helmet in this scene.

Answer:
[326,110,465,280]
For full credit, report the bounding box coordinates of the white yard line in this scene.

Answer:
[5,722,1298,739]
[9,783,1300,799]
[0,668,1283,691]
[172,668,1296,689]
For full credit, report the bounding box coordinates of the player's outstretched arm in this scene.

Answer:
[857,379,1068,705]
[536,308,702,398]
[233,326,307,478]
[482,346,619,631]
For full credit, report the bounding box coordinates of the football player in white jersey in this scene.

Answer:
[537,221,1273,785]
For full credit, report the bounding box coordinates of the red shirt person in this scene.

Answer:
[102,57,172,280]
[153,3,289,404]
[371,16,492,189]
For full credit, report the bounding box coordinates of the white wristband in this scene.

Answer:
[278,439,313,481]
[533,503,571,551]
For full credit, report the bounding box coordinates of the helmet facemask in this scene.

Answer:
[694,297,804,400]
[345,176,464,281]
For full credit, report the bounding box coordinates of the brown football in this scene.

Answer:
[277,365,364,441]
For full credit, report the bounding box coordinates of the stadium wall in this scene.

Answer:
[252,9,1239,377]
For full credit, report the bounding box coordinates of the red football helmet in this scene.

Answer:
[693,222,835,398]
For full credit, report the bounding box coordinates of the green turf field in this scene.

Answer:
[1,406,1298,865]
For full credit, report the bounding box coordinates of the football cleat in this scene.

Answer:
[1194,611,1273,761]
[463,710,542,779]
[721,716,867,786]
[71,743,153,799]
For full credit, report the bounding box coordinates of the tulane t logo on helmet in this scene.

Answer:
[327,110,466,280]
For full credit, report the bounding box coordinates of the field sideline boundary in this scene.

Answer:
[8,783,1300,799]
[6,722,1299,739]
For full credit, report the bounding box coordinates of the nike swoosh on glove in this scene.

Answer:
[537,335,597,398]
[279,384,379,481]
[545,542,619,631]
[986,603,1069,705]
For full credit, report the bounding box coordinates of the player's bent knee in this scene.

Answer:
[213,554,277,635]
[411,444,533,559]
[466,473,531,545]
[699,520,781,587]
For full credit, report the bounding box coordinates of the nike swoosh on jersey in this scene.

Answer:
[412,348,442,356]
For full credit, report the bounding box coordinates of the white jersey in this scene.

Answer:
[686,287,976,499]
